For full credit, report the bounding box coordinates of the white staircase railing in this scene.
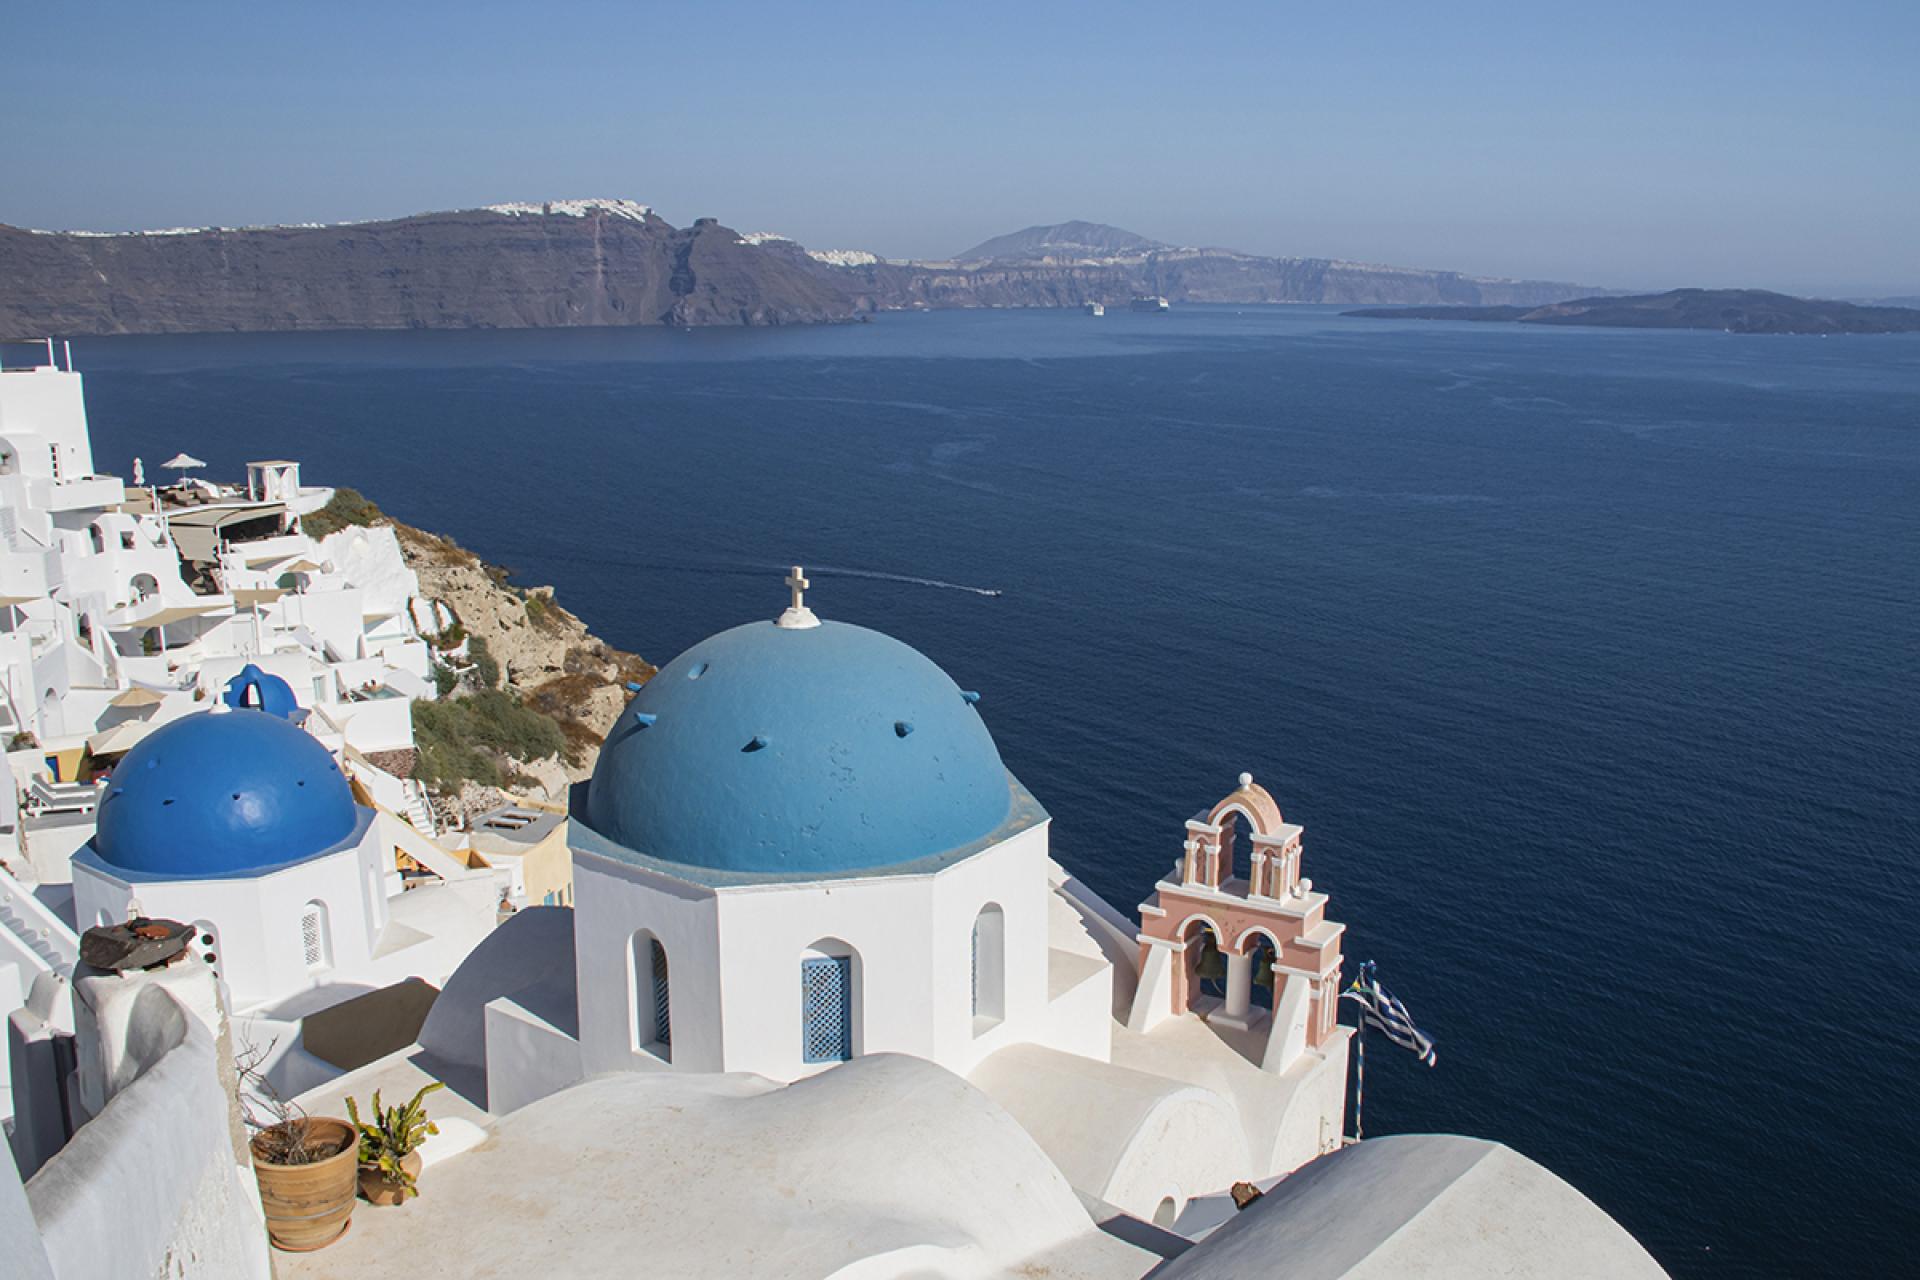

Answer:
[0,863,79,976]
[401,779,439,837]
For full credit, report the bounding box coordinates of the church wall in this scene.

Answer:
[702,825,1056,1083]
[928,823,1053,1076]
[1264,1028,1351,1175]
[572,849,724,1075]
[713,873,935,1080]
[71,834,379,1015]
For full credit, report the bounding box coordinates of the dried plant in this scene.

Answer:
[234,1033,340,1166]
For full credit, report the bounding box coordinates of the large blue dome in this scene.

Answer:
[94,708,360,878]
[583,619,1012,876]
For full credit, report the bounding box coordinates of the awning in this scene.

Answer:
[87,718,157,755]
[118,600,231,629]
[163,502,286,562]
[109,686,169,708]
[232,586,287,606]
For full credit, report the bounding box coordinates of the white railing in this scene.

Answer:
[0,861,79,974]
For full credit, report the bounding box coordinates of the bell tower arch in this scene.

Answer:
[1127,773,1345,1075]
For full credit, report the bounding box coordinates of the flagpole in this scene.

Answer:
[1354,1012,1366,1142]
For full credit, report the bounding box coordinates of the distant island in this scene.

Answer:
[1345,288,1920,336]
[0,206,1609,337]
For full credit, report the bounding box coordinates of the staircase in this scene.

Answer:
[401,779,439,837]
[0,864,78,978]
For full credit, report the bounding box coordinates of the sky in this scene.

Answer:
[4,1,1916,296]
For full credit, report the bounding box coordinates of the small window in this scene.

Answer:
[300,901,332,970]
[972,904,1006,1030]
[630,931,671,1060]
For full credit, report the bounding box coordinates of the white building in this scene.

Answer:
[0,343,441,895]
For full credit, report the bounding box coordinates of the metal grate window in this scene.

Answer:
[651,940,672,1048]
[300,903,327,969]
[801,955,852,1063]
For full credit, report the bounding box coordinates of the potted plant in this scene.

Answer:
[238,1042,357,1251]
[347,1082,444,1206]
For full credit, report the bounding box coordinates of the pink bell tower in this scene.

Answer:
[1127,774,1345,1072]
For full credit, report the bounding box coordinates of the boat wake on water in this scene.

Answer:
[490,550,1003,597]
[808,565,1003,597]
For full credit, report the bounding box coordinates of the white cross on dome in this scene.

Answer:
[776,564,821,629]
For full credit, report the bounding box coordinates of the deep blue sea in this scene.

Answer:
[69,307,1919,1277]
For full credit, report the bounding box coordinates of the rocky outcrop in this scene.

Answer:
[393,520,653,779]
[1347,288,1920,335]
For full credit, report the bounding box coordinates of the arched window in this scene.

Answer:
[300,900,332,971]
[971,903,1006,1030]
[629,931,670,1059]
[801,940,858,1065]
[130,573,159,602]
[89,524,106,554]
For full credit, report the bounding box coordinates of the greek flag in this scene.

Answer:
[1344,960,1437,1066]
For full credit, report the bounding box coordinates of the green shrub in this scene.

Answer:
[411,686,565,793]
[303,487,385,538]
[468,635,501,690]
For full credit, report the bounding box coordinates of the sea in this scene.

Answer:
[68,306,1919,1277]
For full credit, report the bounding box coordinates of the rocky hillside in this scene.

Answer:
[1,205,1608,336]
[0,201,859,336]
[393,517,653,768]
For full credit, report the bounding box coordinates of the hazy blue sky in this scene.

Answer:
[6,1,1915,294]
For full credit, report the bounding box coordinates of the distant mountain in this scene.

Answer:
[821,227,1603,310]
[953,221,1170,263]
[0,202,860,336]
[1344,289,1920,335]
[0,202,1616,336]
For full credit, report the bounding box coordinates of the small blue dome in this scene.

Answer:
[584,620,1011,876]
[222,663,301,720]
[94,708,359,878]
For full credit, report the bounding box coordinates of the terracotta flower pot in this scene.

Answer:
[358,1150,423,1206]
[251,1118,358,1251]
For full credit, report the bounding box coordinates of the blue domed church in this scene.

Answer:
[69,667,496,1014]
[566,570,1117,1082]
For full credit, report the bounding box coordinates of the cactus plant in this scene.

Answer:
[346,1082,443,1201]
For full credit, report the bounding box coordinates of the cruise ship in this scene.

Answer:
[1130,295,1171,313]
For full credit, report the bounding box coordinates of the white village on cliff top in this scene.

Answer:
[0,346,1665,1277]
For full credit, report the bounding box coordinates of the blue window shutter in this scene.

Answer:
[651,941,672,1048]
[801,956,853,1063]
